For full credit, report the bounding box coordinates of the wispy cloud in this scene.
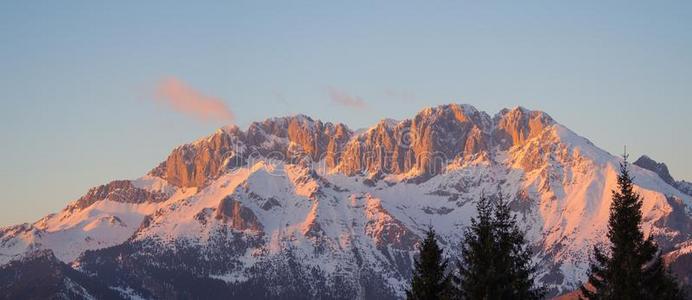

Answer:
[155,77,234,123]
[327,87,367,109]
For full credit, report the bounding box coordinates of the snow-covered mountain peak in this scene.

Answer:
[1,103,690,299]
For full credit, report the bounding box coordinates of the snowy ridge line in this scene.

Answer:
[1,103,690,298]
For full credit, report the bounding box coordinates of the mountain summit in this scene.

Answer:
[1,104,690,299]
[634,154,692,197]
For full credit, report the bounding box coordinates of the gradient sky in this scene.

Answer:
[1,1,691,226]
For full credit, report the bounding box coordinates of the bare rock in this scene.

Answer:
[70,180,168,211]
[215,196,263,232]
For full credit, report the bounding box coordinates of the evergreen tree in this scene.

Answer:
[581,154,683,299]
[456,195,496,299]
[455,194,544,299]
[493,194,544,299]
[641,254,685,299]
[407,227,452,300]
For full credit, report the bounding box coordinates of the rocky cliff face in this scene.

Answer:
[153,104,556,188]
[339,105,492,176]
[634,155,677,185]
[1,104,690,299]
[150,127,243,188]
[215,196,263,232]
[69,180,169,212]
[151,115,353,188]
[493,107,554,149]
[634,155,692,197]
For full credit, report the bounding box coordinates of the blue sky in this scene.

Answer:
[1,1,691,226]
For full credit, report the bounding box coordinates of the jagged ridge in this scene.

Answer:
[1,104,690,299]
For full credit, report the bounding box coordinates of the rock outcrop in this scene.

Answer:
[151,116,352,188]
[634,155,676,185]
[339,104,493,176]
[215,196,263,232]
[493,107,554,149]
[634,155,692,196]
[70,180,168,211]
[150,127,243,188]
[151,104,559,187]
[363,197,419,250]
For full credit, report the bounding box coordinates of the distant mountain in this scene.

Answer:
[634,155,692,197]
[1,104,690,299]
[0,249,121,300]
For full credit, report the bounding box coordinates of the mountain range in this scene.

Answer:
[1,104,690,299]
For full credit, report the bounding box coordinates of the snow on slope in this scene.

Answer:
[0,177,195,264]
[1,104,690,298]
